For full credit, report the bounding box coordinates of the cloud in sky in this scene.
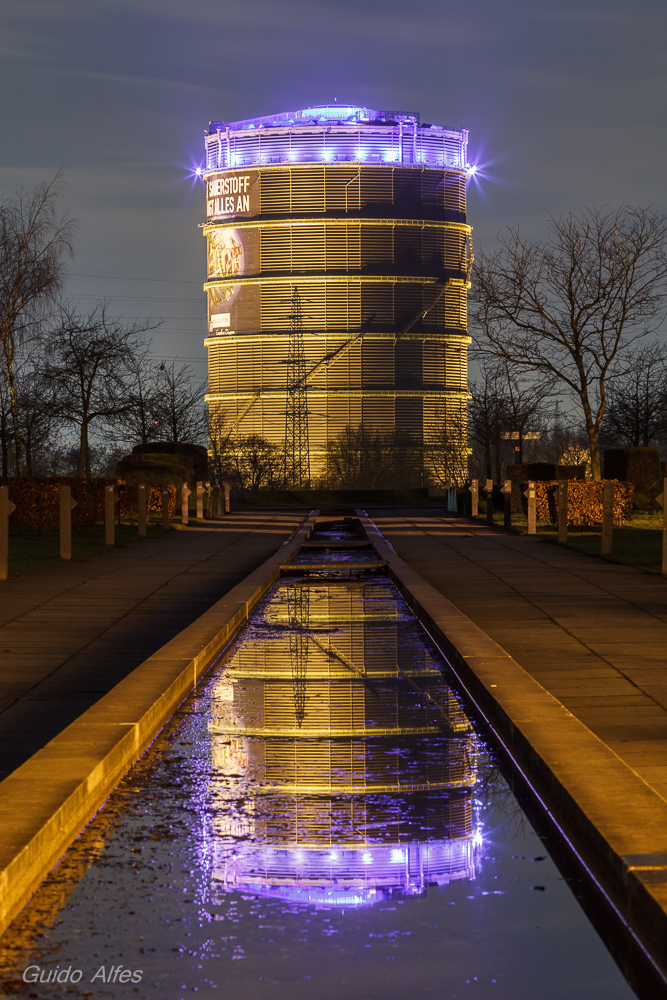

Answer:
[0,0,665,369]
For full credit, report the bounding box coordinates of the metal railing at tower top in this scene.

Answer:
[204,106,470,173]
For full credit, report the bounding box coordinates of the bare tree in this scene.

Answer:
[497,360,554,465]
[424,403,468,488]
[16,366,61,475]
[116,351,162,446]
[602,340,667,447]
[42,302,153,477]
[0,377,12,476]
[207,406,233,487]
[153,361,206,444]
[467,354,554,480]
[326,425,416,489]
[471,206,667,478]
[231,434,284,492]
[0,175,74,474]
[208,409,284,494]
[467,364,508,482]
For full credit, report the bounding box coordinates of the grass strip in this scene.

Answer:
[7,522,170,577]
[472,510,664,573]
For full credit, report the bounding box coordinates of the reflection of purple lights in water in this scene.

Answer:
[213,837,481,908]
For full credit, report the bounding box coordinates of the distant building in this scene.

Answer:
[203,104,473,486]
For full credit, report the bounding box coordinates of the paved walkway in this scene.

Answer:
[0,512,303,778]
[376,513,667,802]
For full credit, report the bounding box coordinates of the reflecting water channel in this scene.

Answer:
[0,523,640,998]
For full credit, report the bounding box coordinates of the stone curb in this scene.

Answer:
[360,514,667,987]
[0,512,318,936]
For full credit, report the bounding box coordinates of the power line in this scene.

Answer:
[68,293,203,304]
[69,272,201,285]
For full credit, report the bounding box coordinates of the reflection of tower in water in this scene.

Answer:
[286,583,309,727]
[209,578,480,906]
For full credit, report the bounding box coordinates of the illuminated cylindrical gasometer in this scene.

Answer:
[203,104,473,484]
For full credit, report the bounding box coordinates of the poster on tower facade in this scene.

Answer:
[206,170,260,220]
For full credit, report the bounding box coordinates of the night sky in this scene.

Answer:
[1,0,665,373]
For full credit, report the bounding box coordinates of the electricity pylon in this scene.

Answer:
[287,584,309,727]
[284,287,310,488]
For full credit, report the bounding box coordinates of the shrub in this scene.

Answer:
[527,480,633,526]
[1,477,177,530]
[603,448,661,492]
[115,456,192,487]
[129,442,208,479]
[507,463,586,513]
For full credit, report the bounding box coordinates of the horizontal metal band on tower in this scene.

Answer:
[205,332,472,346]
[206,390,472,401]
[203,217,472,232]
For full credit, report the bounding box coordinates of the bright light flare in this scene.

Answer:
[177,160,207,192]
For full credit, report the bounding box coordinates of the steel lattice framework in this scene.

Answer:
[286,582,309,726]
[284,288,311,488]
[203,104,474,485]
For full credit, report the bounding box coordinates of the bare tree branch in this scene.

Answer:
[152,361,206,444]
[470,206,667,478]
[0,174,75,474]
[42,302,155,477]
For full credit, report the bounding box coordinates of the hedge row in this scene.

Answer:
[603,447,661,491]
[0,478,177,531]
[528,480,633,526]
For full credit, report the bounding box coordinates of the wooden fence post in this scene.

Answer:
[658,478,667,576]
[524,480,536,535]
[558,480,568,544]
[0,486,16,581]
[469,479,479,517]
[205,482,213,519]
[196,481,204,519]
[502,479,512,527]
[485,478,494,524]
[137,485,147,536]
[60,485,77,560]
[181,482,192,525]
[161,486,171,529]
[601,480,615,556]
[224,483,231,515]
[105,486,118,546]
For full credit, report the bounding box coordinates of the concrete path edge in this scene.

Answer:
[0,512,318,937]
[360,514,667,988]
